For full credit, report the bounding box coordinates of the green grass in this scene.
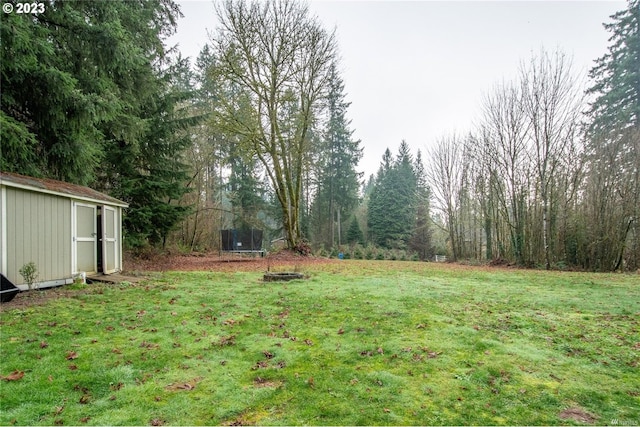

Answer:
[1,261,639,425]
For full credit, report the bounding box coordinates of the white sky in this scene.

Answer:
[168,0,625,178]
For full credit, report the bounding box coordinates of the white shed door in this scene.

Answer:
[74,203,97,274]
[102,206,117,274]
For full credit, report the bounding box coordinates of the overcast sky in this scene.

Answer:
[168,0,625,178]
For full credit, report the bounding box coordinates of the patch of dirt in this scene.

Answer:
[165,377,202,391]
[1,250,330,310]
[123,249,332,274]
[0,286,98,311]
[253,377,283,388]
[558,407,597,424]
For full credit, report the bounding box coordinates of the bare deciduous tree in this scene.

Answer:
[521,50,584,269]
[481,80,531,264]
[428,134,465,261]
[211,0,336,249]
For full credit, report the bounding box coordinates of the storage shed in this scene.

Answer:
[0,172,128,290]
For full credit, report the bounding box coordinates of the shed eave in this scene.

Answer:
[0,180,128,208]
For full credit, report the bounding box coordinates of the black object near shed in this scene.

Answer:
[1,274,20,303]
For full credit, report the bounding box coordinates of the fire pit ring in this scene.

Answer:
[263,272,305,282]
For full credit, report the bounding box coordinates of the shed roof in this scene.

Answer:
[0,172,128,207]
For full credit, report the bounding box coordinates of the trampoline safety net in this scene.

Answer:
[221,229,263,251]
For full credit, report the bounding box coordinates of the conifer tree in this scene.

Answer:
[1,0,197,249]
[346,217,365,246]
[368,143,418,249]
[0,0,181,184]
[588,0,640,137]
[106,57,197,248]
[409,150,433,260]
[585,0,640,270]
[310,62,363,248]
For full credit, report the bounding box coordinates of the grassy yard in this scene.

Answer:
[1,261,638,425]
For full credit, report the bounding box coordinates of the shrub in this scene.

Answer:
[19,262,39,290]
[365,246,375,260]
[353,244,364,260]
[294,240,312,256]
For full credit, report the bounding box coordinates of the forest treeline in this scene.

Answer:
[1,0,638,271]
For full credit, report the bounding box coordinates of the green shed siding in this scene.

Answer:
[5,187,72,285]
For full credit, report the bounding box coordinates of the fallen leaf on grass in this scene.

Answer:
[1,371,24,381]
[68,364,78,370]
[140,341,159,349]
[218,335,236,346]
[383,408,390,413]
[66,351,78,360]
[278,310,289,319]
[73,384,89,393]
[40,341,48,348]
[110,382,124,391]
[252,360,269,370]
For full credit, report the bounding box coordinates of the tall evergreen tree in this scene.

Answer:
[106,57,197,248]
[346,216,365,246]
[392,141,419,247]
[310,63,363,248]
[1,0,198,249]
[588,0,640,137]
[0,0,181,184]
[226,138,266,230]
[409,150,433,260]
[585,0,640,270]
[368,143,418,249]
